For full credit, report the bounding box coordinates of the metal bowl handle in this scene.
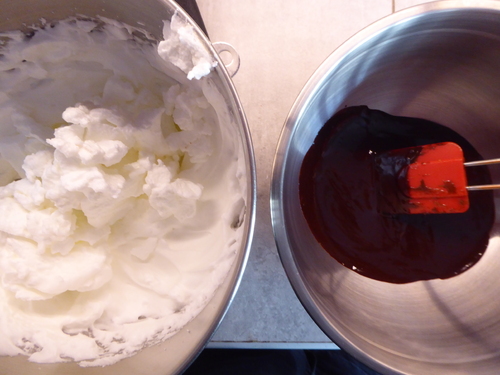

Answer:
[213,42,240,77]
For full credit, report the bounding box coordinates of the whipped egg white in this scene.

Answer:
[0,14,246,367]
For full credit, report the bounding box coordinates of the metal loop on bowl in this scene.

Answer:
[213,42,240,77]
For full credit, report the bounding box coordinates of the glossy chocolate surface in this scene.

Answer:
[299,106,494,283]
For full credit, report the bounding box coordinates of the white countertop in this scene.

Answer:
[196,0,432,348]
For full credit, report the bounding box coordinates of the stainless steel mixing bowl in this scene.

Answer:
[0,1,256,374]
[271,1,500,374]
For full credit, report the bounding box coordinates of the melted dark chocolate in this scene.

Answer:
[299,106,495,283]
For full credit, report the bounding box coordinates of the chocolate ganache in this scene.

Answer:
[299,106,495,283]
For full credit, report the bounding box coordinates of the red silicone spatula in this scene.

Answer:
[375,142,500,214]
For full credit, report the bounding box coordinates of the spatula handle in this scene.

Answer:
[464,158,500,167]
[467,184,500,191]
[464,158,500,190]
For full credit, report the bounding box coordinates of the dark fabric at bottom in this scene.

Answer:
[183,349,383,375]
